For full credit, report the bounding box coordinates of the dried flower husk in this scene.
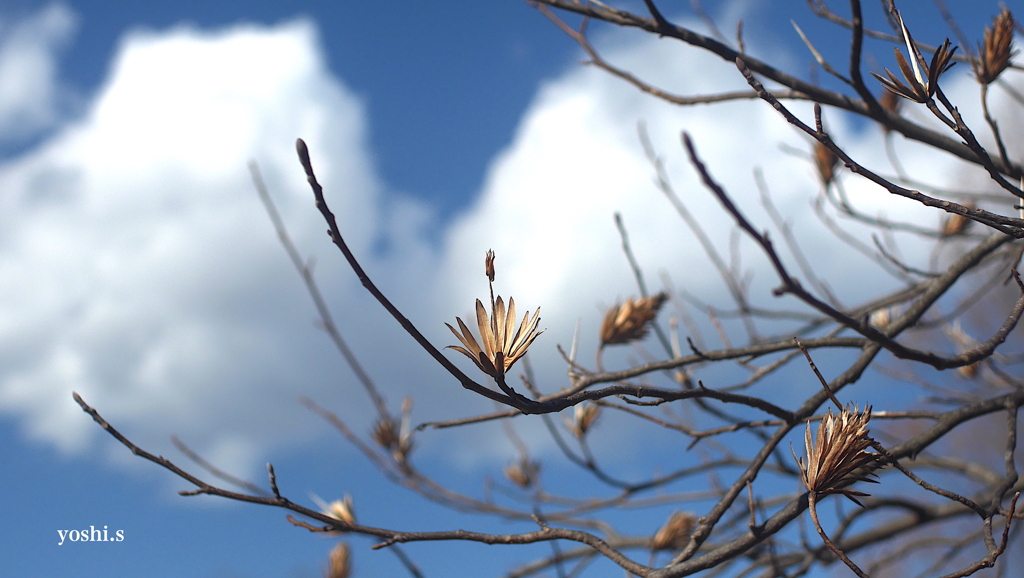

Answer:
[600,293,667,346]
[651,511,696,551]
[957,362,979,379]
[485,249,496,282]
[872,11,956,103]
[447,297,543,379]
[814,141,839,185]
[371,414,414,463]
[798,405,879,505]
[975,8,1016,85]
[880,88,902,115]
[868,307,891,329]
[325,542,351,578]
[567,402,601,438]
[323,494,356,526]
[941,202,975,237]
[504,457,541,489]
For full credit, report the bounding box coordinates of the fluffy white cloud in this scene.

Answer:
[0,3,77,142]
[0,15,401,471]
[432,24,948,376]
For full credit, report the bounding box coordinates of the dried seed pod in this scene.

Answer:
[872,10,956,102]
[600,293,667,346]
[941,202,975,237]
[797,405,879,505]
[447,296,544,379]
[324,542,351,578]
[504,457,540,489]
[371,417,400,451]
[814,141,839,185]
[567,402,601,438]
[651,511,696,551]
[868,308,891,329]
[879,88,901,116]
[975,8,1016,85]
[957,362,979,379]
[485,249,496,282]
[371,414,414,464]
[323,494,356,526]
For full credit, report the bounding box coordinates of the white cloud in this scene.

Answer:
[0,15,398,473]
[433,22,942,373]
[0,3,77,143]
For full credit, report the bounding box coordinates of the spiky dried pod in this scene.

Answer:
[957,362,979,379]
[371,417,400,451]
[878,88,902,133]
[371,416,414,463]
[324,494,356,526]
[651,511,697,551]
[941,202,976,237]
[504,457,541,489]
[879,88,901,115]
[600,292,668,346]
[975,8,1016,85]
[485,249,496,282]
[568,402,601,438]
[798,405,879,505]
[814,141,839,185]
[872,10,956,103]
[868,307,891,329]
[447,296,544,379]
[325,542,351,578]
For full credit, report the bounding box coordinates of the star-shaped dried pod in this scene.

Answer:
[567,402,601,438]
[446,296,543,379]
[651,511,697,551]
[974,8,1016,85]
[600,292,667,346]
[872,10,956,103]
[371,410,414,464]
[504,457,541,489]
[797,404,879,505]
[310,492,357,534]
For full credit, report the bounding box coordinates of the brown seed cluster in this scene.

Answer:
[873,11,956,103]
[651,511,697,551]
[325,542,351,578]
[323,494,356,526]
[485,249,496,283]
[798,405,878,504]
[448,251,544,380]
[814,141,839,186]
[567,402,601,438]
[504,457,541,489]
[600,293,668,346]
[371,415,413,464]
[975,8,1016,85]
[940,202,975,237]
[447,297,543,379]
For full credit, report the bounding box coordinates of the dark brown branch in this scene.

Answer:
[74,391,653,575]
[533,0,1023,178]
[294,139,537,413]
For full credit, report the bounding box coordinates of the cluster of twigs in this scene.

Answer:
[74,1,1024,576]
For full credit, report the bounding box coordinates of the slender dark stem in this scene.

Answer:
[294,139,533,412]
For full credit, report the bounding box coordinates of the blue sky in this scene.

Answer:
[1,1,1020,576]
